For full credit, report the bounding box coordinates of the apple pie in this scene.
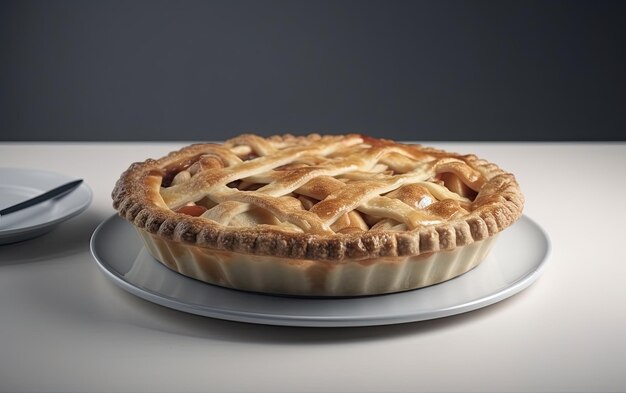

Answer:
[112,134,523,296]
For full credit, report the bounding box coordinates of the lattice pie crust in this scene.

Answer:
[113,134,523,296]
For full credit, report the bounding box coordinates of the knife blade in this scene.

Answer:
[0,179,83,217]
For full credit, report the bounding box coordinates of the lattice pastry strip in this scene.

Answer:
[160,136,362,208]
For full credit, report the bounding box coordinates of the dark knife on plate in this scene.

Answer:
[0,179,83,217]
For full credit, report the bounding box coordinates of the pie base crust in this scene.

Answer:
[138,229,497,296]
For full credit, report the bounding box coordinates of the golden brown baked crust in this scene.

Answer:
[112,134,523,261]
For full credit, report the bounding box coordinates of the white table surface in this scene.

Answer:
[0,142,624,393]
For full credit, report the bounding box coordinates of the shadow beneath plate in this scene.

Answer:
[0,209,106,266]
[109,279,536,345]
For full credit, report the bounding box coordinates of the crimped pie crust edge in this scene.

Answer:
[112,134,524,261]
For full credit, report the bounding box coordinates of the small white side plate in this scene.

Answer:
[0,168,92,245]
[91,215,549,327]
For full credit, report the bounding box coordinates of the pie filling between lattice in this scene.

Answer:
[113,134,523,296]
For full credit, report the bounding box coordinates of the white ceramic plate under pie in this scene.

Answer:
[90,214,549,327]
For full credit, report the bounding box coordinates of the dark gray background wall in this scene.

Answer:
[1,0,624,141]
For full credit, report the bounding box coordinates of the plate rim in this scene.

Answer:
[90,214,550,327]
[0,167,93,236]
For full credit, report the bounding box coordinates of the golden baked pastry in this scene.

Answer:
[112,134,523,296]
